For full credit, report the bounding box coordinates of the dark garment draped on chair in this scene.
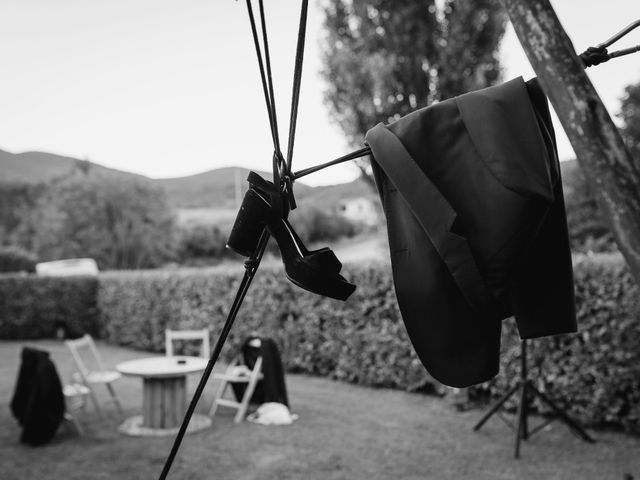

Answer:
[11,347,65,446]
[232,337,289,407]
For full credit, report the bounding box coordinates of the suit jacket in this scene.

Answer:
[232,337,289,406]
[11,347,65,445]
[365,77,576,388]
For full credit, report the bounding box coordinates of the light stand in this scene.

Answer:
[473,339,594,458]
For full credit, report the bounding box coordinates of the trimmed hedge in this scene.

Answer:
[479,253,640,433]
[0,274,99,339]
[0,245,37,273]
[97,262,432,392]
[1,254,639,432]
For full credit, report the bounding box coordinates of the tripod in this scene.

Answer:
[473,339,594,458]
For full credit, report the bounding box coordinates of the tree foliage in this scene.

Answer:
[558,76,640,254]
[14,169,177,270]
[0,245,37,273]
[620,80,640,165]
[562,162,616,253]
[177,224,229,262]
[321,0,507,182]
[0,183,44,243]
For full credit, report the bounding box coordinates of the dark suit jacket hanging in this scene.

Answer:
[365,77,576,388]
[10,347,65,446]
[232,337,289,407]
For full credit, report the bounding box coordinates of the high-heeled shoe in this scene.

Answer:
[227,172,356,301]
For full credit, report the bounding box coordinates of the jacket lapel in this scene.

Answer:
[455,76,554,202]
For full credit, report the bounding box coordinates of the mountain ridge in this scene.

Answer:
[0,148,369,209]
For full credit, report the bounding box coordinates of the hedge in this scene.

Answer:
[0,274,99,339]
[97,262,431,392]
[479,253,640,433]
[1,254,639,432]
[0,245,37,273]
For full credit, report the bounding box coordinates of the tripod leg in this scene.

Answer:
[514,382,527,458]
[531,387,595,443]
[473,382,520,431]
[521,382,531,440]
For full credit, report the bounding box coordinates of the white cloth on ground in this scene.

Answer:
[246,402,299,426]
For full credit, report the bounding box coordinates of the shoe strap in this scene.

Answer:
[247,171,289,219]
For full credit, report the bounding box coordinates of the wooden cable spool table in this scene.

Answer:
[116,356,212,436]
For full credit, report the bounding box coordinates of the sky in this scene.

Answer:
[1,0,639,186]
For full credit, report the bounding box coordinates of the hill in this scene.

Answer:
[0,147,369,211]
[0,147,584,211]
[156,167,315,209]
[0,148,140,184]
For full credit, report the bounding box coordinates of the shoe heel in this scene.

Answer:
[226,189,272,257]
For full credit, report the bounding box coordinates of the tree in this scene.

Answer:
[321,0,507,184]
[177,224,228,262]
[562,162,616,253]
[0,183,44,244]
[620,80,640,164]
[15,170,177,270]
[502,0,640,286]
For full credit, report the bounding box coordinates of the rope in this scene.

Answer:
[286,0,309,173]
[293,146,372,180]
[579,46,610,68]
[257,0,283,161]
[245,0,279,152]
[158,230,270,480]
[158,3,310,477]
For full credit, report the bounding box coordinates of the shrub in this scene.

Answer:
[0,245,37,273]
[2,251,640,432]
[0,274,99,339]
[562,161,617,253]
[289,207,359,243]
[177,224,229,261]
[15,169,178,270]
[97,262,433,391]
[474,253,640,433]
[97,254,640,433]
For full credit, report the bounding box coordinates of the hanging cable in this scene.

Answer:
[286,0,309,173]
[158,3,311,477]
[293,146,372,180]
[257,0,283,163]
[245,0,279,153]
[158,230,270,480]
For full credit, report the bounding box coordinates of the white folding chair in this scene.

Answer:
[209,339,263,423]
[62,373,91,435]
[165,328,211,358]
[65,334,123,418]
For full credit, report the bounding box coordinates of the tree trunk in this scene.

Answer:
[501,0,640,286]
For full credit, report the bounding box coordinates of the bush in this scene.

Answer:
[474,253,640,433]
[0,245,37,273]
[2,252,640,432]
[15,170,177,270]
[0,274,99,339]
[177,224,229,262]
[97,262,433,391]
[97,255,640,432]
[562,161,617,253]
[289,207,359,243]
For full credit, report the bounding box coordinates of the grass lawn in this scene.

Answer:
[1,339,639,480]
